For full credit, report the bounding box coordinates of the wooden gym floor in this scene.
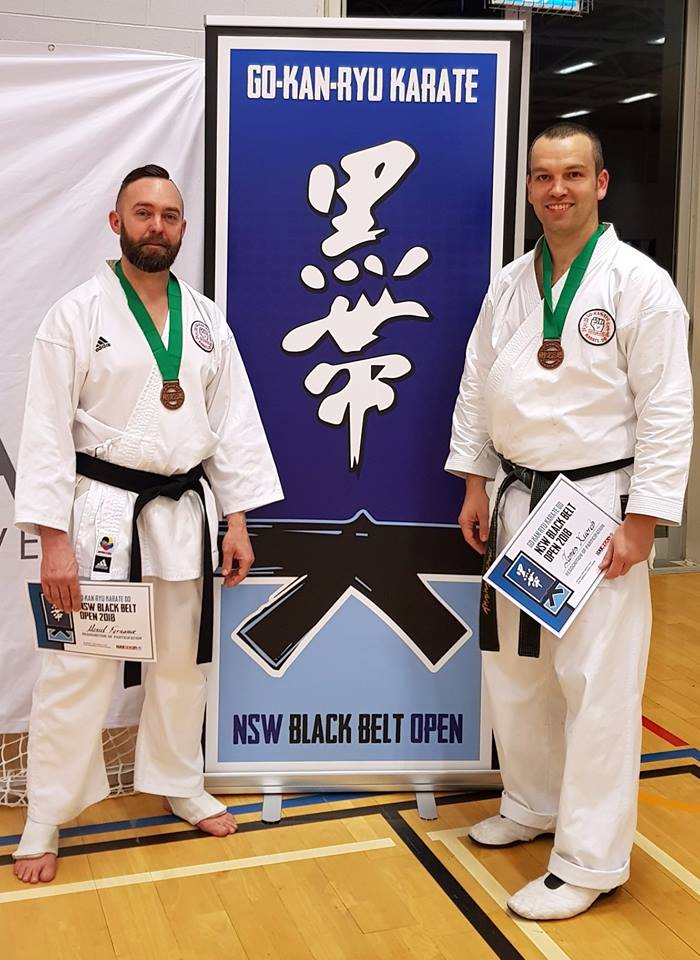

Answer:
[1,572,698,960]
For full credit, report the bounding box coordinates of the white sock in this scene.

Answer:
[507,873,610,920]
[468,815,552,847]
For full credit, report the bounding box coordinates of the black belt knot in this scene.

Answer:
[75,452,214,687]
[479,453,634,659]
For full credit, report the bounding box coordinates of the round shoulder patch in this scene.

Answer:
[191,319,214,353]
[578,309,616,346]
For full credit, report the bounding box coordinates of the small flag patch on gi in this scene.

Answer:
[95,336,111,352]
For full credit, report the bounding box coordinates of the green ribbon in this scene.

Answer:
[542,224,605,340]
[114,259,182,383]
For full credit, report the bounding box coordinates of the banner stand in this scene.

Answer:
[262,793,283,823]
[256,790,437,824]
[416,792,438,820]
[204,15,525,799]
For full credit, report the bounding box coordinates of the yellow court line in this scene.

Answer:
[638,790,700,814]
[0,837,395,904]
[428,827,573,960]
[634,831,700,898]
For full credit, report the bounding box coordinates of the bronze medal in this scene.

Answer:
[160,380,186,410]
[537,339,564,369]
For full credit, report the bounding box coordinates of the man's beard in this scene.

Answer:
[120,228,181,273]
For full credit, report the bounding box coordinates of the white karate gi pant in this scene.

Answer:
[24,577,219,827]
[483,468,652,890]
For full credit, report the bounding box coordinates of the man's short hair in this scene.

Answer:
[115,164,182,210]
[527,123,605,176]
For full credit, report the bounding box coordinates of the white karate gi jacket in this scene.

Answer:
[446,226,693,525]
[15,261,283,580]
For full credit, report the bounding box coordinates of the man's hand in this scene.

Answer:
[40,526,81,612]
[221,511,254,587]
[458,475,490,555]
[599,513,657,580]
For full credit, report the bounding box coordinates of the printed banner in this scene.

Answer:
[205,20,523,785]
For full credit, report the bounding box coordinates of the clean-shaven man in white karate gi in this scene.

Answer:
[446,124,693,920]
[13,165,283,883]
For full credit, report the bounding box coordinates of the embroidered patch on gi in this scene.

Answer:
[97,535,114,555]
[191,320,214,352]
[95,336,111,352]
[578,309,616,345]
[93,555,112,573]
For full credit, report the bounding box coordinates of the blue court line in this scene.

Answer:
[0,791,379,847]
[641,747,700,763]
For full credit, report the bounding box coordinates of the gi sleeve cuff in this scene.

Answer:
[15,518,70,536]
[217,484,285,517]
[444,449,499,481]
[624,494,683,526]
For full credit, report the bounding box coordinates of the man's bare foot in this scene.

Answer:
[196,811,238,836]
[13,853,57,884]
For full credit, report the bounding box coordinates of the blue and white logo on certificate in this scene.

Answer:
[503,553,573,614]
[504,553,556,603]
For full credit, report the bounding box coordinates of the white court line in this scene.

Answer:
[634,831,700,898]
[427,827,573,960]
[0,837,395,904]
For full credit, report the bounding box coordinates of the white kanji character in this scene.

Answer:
[300,264,326,290]
[283,288,429,354]
[305,354,412,469]
[393,246,430,278]
[309,140,417,258]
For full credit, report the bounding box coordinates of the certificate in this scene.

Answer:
[484,475,620,638]
[27,581,156,661]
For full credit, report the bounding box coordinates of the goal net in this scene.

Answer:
[0,728,137,806]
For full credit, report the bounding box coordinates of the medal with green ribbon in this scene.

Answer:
[538,223,606,369]
[115,259,185,409]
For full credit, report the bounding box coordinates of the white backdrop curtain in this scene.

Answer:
[0,41,205,729]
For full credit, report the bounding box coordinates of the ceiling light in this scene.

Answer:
[556,61,597,75]
[559,110,591,118]
[619,92,658,104]
[648,37,665,45]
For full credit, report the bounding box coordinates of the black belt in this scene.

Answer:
[480,454,634,659]
[75,452,213,687]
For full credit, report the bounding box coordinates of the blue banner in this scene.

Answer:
[227,47,497,522]
[206,25,521,781]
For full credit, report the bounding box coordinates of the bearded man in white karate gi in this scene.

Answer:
[446,124,693,920]
[12,165,283,883]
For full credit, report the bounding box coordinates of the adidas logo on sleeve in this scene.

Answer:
[95,336,111,352]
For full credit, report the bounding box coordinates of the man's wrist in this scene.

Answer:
[623,513,658,530]
[466,474,488,492]
[39,525,70,543]
[225,511,246,529]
